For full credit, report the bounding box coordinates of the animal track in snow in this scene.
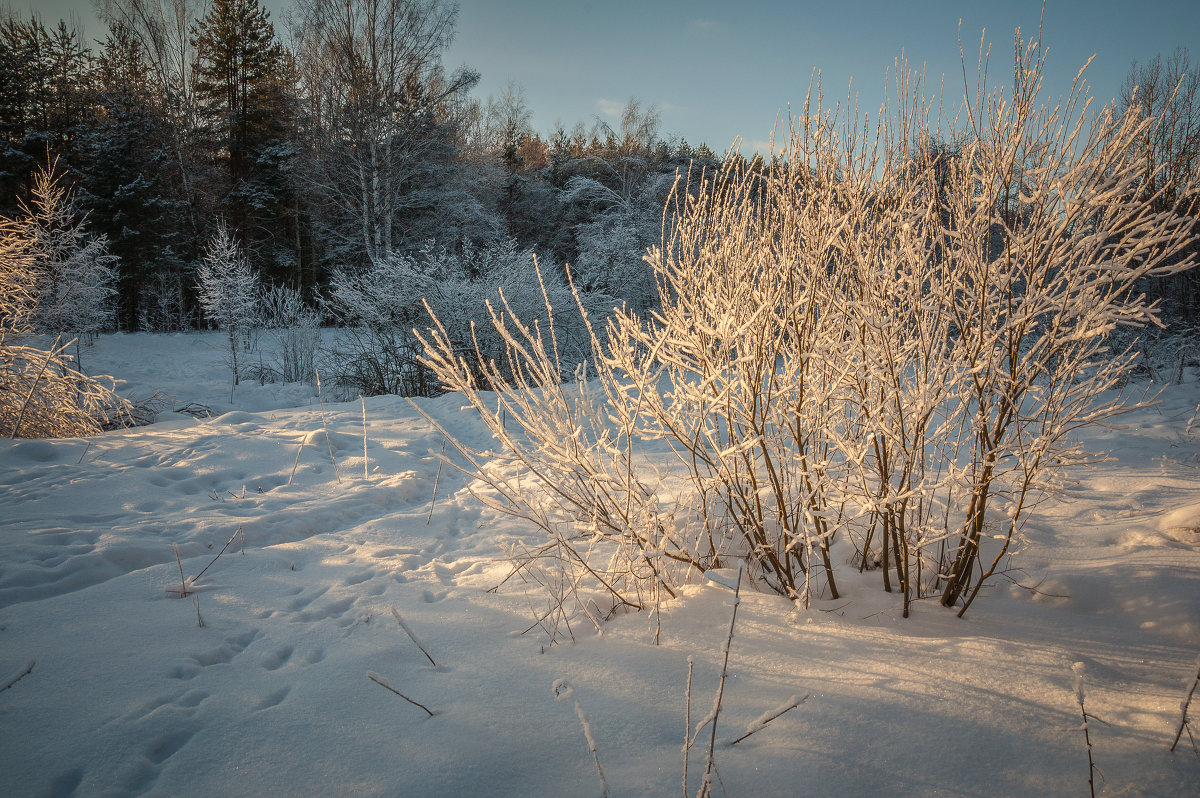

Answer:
[181,629,259,672]
[254,687,291,711]
[286,586,329,612]
[296,595,355,623]
[260,645,294,671]
[343,570,375,586]
[144,724,199,765]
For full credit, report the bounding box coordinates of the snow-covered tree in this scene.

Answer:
[23,163,119,364]
[0,169,129,438]
[291,0,478,266]
[196,222,259,389]
[559,170,676,313]
[327,238,604,396]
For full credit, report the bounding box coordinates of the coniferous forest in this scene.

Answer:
[0,0,729,335]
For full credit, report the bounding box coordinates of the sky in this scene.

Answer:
[17,0,1200,155]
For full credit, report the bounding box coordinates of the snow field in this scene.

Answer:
[0,331,1198,796]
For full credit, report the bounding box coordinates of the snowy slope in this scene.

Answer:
[1,331,1198,797]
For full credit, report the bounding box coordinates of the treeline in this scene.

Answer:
[3,0,1199,339]
[0,0,729,332]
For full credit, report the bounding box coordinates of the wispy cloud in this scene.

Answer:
[687,18,726,33]
[595,98,624,117]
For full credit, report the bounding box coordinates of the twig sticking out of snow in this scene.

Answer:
[426,440,446,525]
[287,434,305,487]
[683,656,694,798]
[0,660,35,694]
[166,544,192,598]
[193,595,206,627]
[1072,662,1105,798]
[553,679,609,798]
[391,607,437,667]
[367,672,435,717]
[315,370,342,484]
[730,693,810,745]
[1170,650,1200,754]
[191,526,242,584]
[689,562,743,798]
[10,337,60,440]
[361,395,370,480]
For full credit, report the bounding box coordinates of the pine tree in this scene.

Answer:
[192,0,285,185]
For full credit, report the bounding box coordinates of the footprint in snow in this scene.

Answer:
[260,645,294,671]
[254,687,291,711]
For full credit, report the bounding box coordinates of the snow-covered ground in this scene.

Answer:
[1,331,1199,797]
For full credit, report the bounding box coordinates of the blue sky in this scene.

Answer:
[18,0,1200,154]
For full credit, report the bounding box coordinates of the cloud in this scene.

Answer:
[595,98,624,117]
[688,18,726,33]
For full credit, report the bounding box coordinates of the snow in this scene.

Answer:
[1,331,1199,797]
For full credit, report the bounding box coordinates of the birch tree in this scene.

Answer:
[292,0,478,265]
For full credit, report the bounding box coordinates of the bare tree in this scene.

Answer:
[1118,47,1200,316]
[24,162,119,369]
[97,0,204,236]
[290,0,478,264]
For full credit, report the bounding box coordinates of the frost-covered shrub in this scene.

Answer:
[24,163,119,358]
[251,285,321,384]
[1,165,130,438]
[326,238,607,397]
[138,272,190,332]
[418,33,1200,632]
[196,223,260,389]
[562,170,677,313]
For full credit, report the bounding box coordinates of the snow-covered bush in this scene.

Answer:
[25,162,119,366]
[252,285,321,384]
[327,239,606,398]
[563,171,676,312]
[196,223,260,390]
[1,165,130,438]
[418,33,1200,630]
[138,272,191,333]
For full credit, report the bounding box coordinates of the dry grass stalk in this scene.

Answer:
[191,526,243,584]
[367,671,435,717]
[1171,651,1200,754]
[166,544,193,598]
[0,660,35,694]
[390,606,437,667]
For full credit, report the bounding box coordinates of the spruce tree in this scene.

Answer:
[192,0,299,285]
